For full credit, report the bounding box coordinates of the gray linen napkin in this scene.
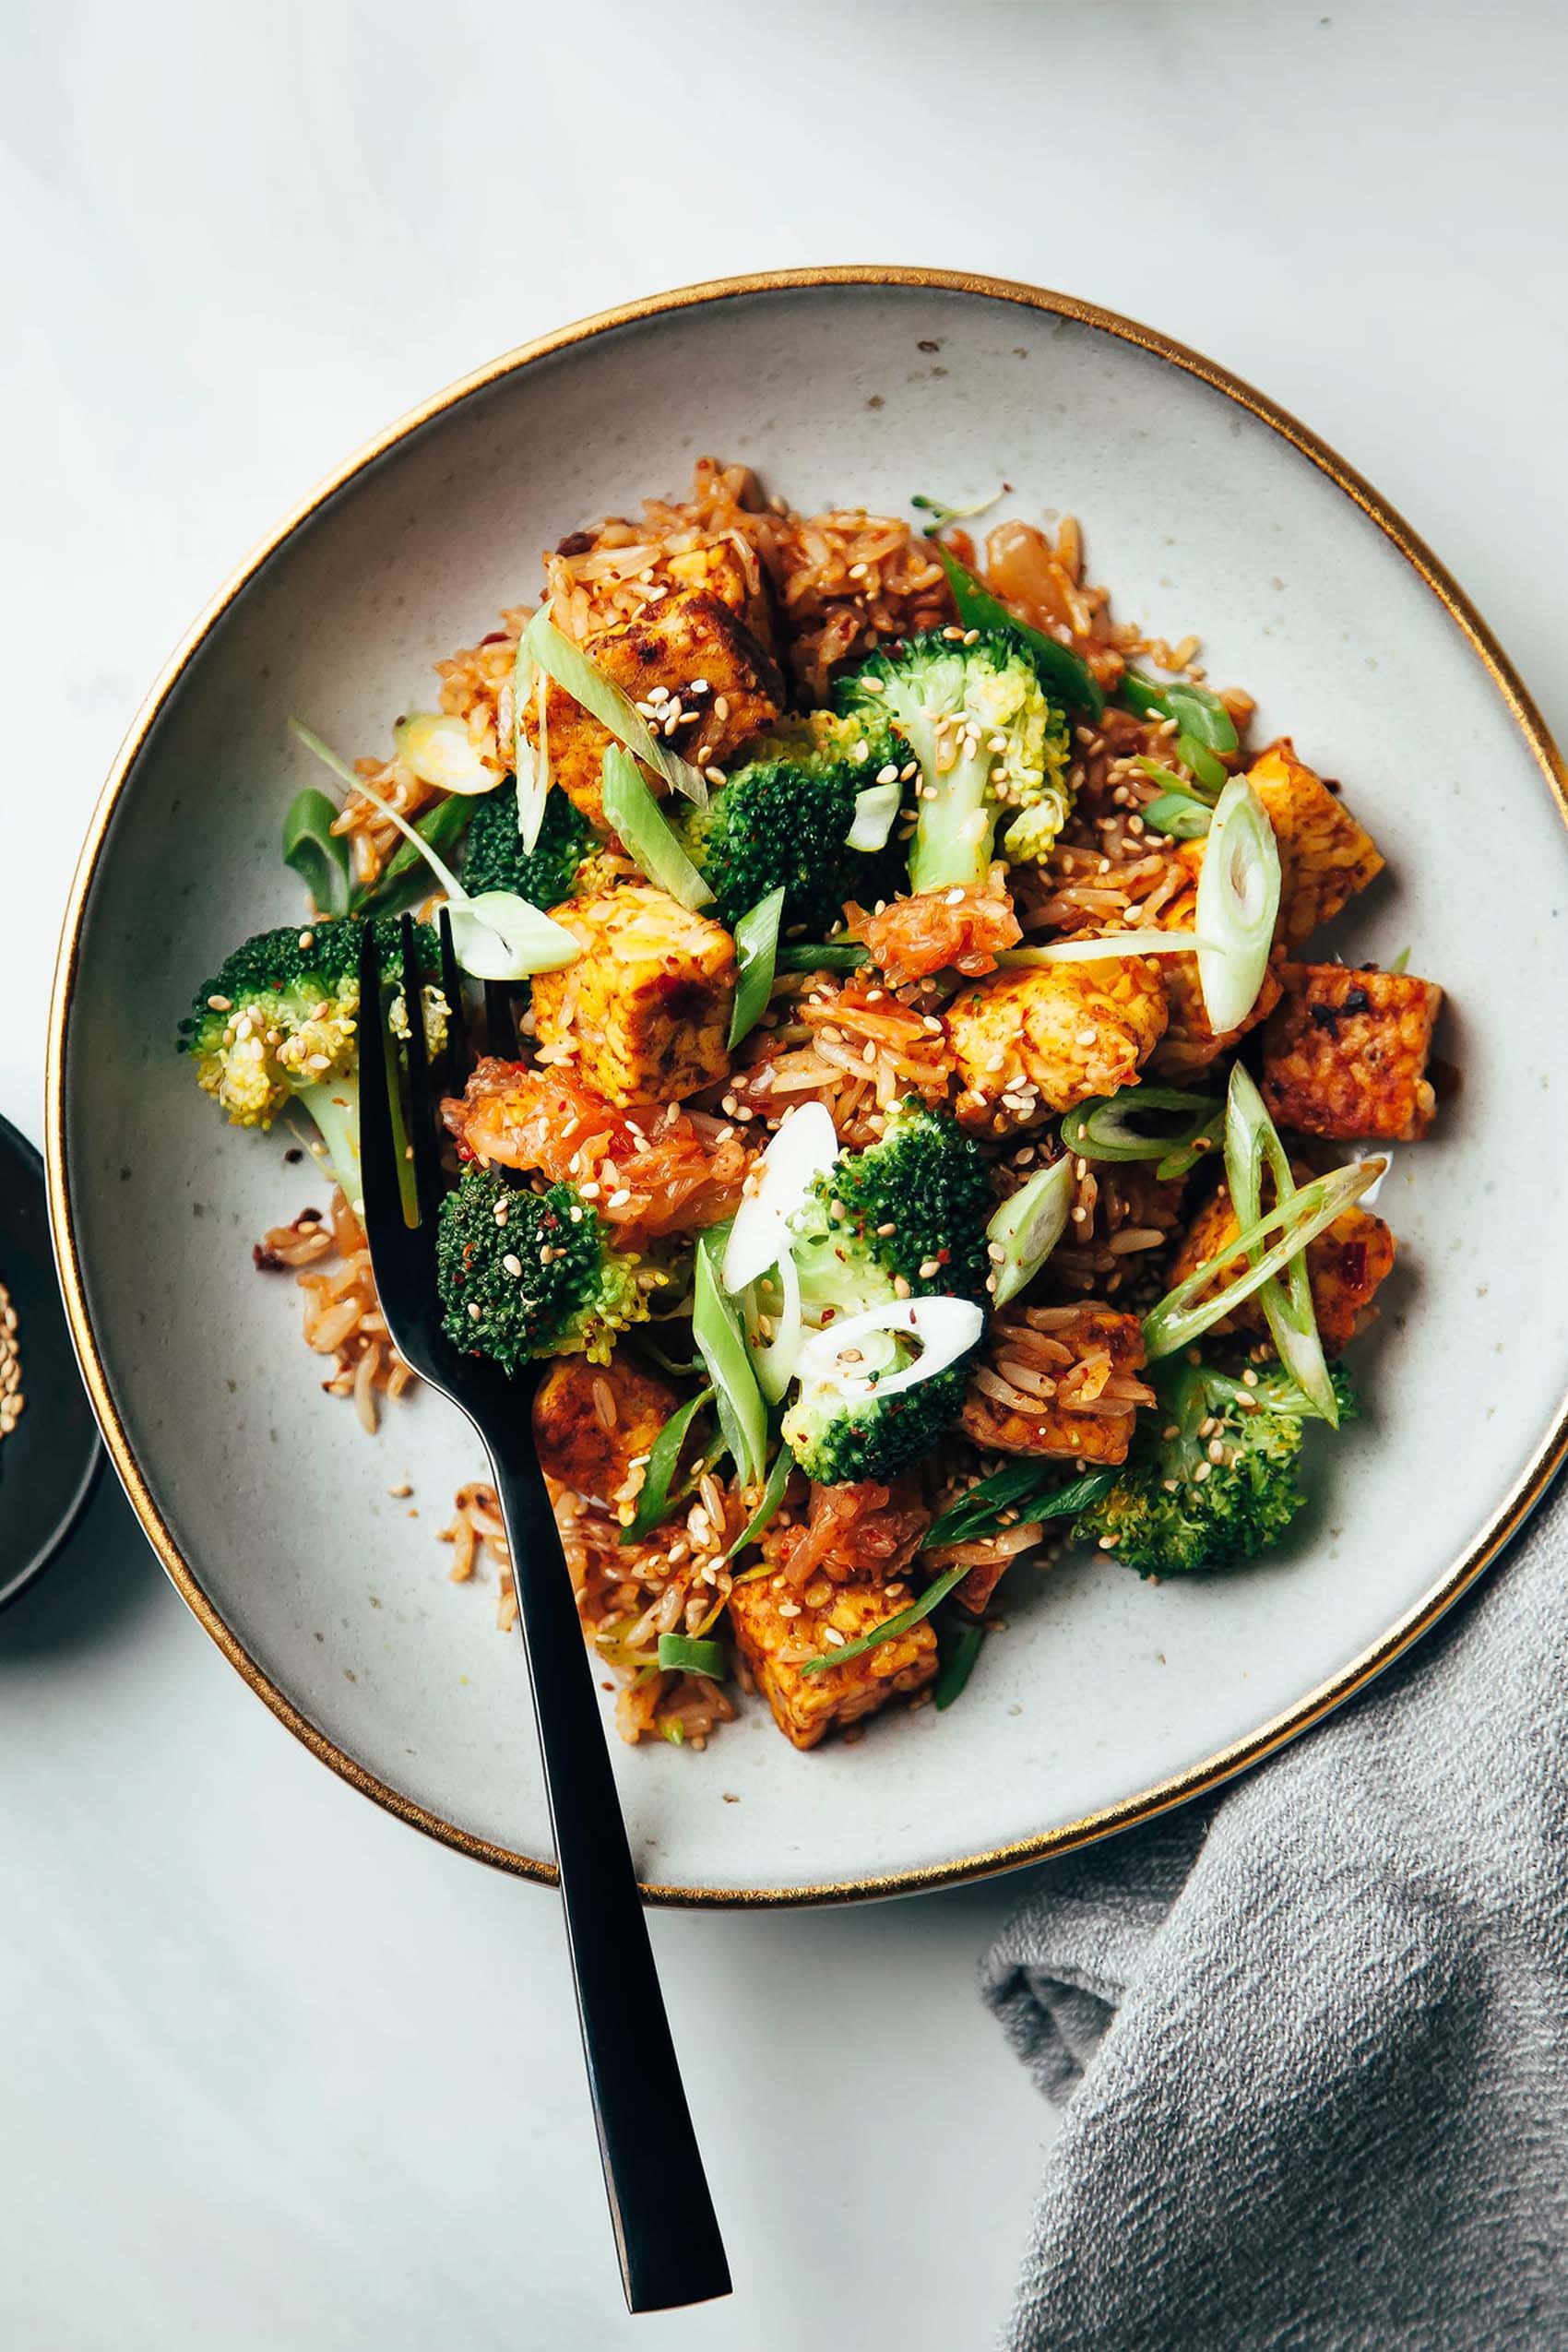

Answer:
[980,1468,1568,2351]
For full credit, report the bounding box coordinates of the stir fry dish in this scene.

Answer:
[181,461,1443,1751]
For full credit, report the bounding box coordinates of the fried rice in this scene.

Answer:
[230,457,1434,1750]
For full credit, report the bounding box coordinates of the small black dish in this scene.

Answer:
[0,1109,102,1611]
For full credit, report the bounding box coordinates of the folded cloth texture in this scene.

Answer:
[980,1468,1568,2352]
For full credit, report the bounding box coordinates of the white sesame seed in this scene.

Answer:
[207,993,232,1012]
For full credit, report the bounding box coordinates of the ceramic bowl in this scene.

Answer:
[48,269,1568,1902]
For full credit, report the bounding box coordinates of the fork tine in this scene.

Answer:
[399,914,442,1227]
[357,921,405,1241]
[437,906,468,1094]
[484,980,517,1060]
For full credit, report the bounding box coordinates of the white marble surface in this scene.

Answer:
[4,4,1566,2345]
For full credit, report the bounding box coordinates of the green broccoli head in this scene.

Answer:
[436,1165,651,1372]
[782,1361,970,1488]
[790,1099,994,1310]
[177,916,447,1203]
[672,709,909,933]
[461,778,593,908]
[1074,1357,1360,1577]
[836,627,1072,893]
[779,1101,993,1482]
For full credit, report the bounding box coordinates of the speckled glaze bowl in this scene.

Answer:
[47,270,1568,1903]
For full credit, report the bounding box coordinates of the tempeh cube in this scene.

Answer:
[530,885,736,1107]
[728,1574,936,1751]
[519,562,784,830]
[946,956,1168,1134]
[1261,963,1443,1142]
[1246,738,1384,948]
[532,1355,682,1507]
[959,1303,1153,1465]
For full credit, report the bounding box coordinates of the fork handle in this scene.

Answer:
[483,1407,732,2314]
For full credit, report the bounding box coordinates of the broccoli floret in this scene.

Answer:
[673,709,909,932]
[836,628,1071,893]
[177,916,446,1205]
[462,778,593,908]
[1074,1357,1359,1577]
[780,1101,993,1482]
[436,1164,650,1371]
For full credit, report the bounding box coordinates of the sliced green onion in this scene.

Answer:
[848,780,902,851]
[1194,771,1280,1036]
[934,1622,986,1710]
[1224,1063,1339,1425]
[729,886,785,1048]
[1141,1155,1385,1361]
[660,1720,686,1746]
[997,933,1212,968]
[792,1296,983,1405]
[773,941,870,973]
[656,1632,727,1680]
[512,616,549,852]
[934,543,1104,719]
[747,1250,803,1405]
[1163,681,1238,754]
[394,712,496,795]
[288,719,362,797]
[923,1463,1115,1550]
[1134,754,1218,805]
[1176,734,1229,792]
[693,1233,767,1487]
[445,891,580,981]
[987,1158,1074,1307]
[798,1563,968,1677]
[1155,1103,1225,1182]
[282,787,351,917]
[1060,1087,1217,1164]
[291,720,579,982]
[1142,791,1213,841]
[620,1385,714,1544]
[1120,669,1171,719]
[353,795,472,915]
[524,609,707,804]
[1389,945,1411,975]
[1122,671,1237,758]
[723,1443,792,1565]
[600,746,714,911]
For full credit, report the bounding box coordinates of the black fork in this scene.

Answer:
[358,916,731,2316]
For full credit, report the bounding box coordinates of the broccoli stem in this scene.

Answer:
[909,744,997,895]
[877,683,997,893]
[295,1077,362,1209]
